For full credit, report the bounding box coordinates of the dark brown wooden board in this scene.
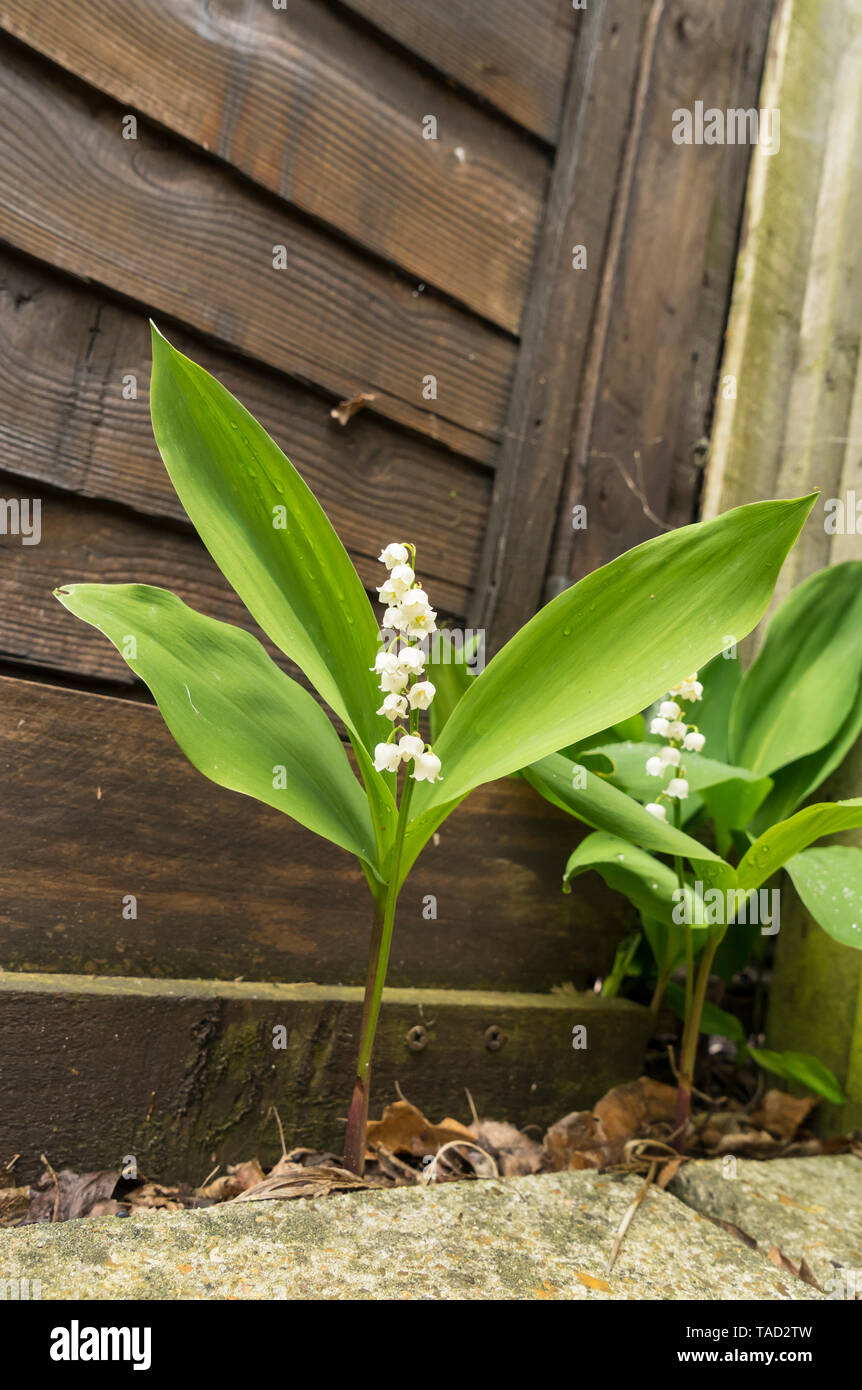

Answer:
[0,0,547,332]
[0,973,651,1181]
[0,39,515,464]
[0,675,633,989]
[470,0,649,647]
[552,0,775,587]
[0,253,489,619]
[341,0,577,142]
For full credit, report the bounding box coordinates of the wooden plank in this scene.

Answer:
[704,0,862,599]
[0,0,547,333]
[698,0,862,1125]
[0,253,489,618]
[470,0,651,646]
[341,0,576,142]
[0,973,650,1181]
[0,38,514,464]
[0,675,633,990]
[552,0,776,591]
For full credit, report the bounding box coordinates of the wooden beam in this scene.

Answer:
[0,0,548,332]
[0,674,634,990]
[335,0,576,143]
[469,0,649,647]
[0,972,651,1181]
[0,38,513,464]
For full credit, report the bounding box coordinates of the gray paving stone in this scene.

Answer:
[671,1155,862,1295]
[0,1169,823,1300]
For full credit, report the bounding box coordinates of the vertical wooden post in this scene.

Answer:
[702,0,862,1128]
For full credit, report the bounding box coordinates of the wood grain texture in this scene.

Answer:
[0,253,489,617]
[0,0,547,332]
[0,675,633,989]
[555,0,776,589]
[0,38,514,463]
[0,973,651,1180]
[470,0,650,647]
[340,0,577,142]
[704,0,862,599]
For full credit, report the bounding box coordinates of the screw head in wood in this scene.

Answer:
[484,1025,505,1051]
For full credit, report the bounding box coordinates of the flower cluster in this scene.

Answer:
[371,543,441,783]
[644,672,705,821]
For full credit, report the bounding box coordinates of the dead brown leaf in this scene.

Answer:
[468,1120,543,1177]
[543,1110,619,1172]
[25,1168,121,1223]
[330,392,376,426]
[233,1164,374,1202]
[365,1100,476,1159]
[767,1245,823,1291]
[593,1077,678,1143]
[750,1090,819,1140]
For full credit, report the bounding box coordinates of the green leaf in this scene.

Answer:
[700,775,774,833]
[148,325,386,762]
[523,754,724,868]
[54,583,379,871]
[747,1047,847,1105]
[563,832,681,921]
[665,982,746,1044]
[414,494,816,815]
[729,562,862,775]
[736,799,862,892]
[689,650,742,763]
[589,741,770,807]
[427,633,478,742]
[753,677,862,829]
[786,846,862,950]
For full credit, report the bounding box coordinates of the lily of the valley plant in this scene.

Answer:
[56,326,817,1172]
[530,561,862,1129]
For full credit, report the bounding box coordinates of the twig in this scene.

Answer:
[464,1088,479,1126]
[266,1105,288,1160]
[40,1153,61,1223]
[605,1160,658,1276]
[421,1141,499,1186]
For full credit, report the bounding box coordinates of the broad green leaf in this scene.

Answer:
[665,982,746,1044]
[690,650,742,763]
[53,583,379,870]
[427,633,478,742]
[523,754,724,868]
[563,833,681,921]
[700,775,773,833]
[589,741,770,807]
[747,1047,847,1105]
[414,495,816,815]
[753,677,862,829]
[737,799,862,892]
[729,562,862,775]
[786,846,862,950]
[148,325,386,762]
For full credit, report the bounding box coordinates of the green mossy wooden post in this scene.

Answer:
[703,0,862,1128]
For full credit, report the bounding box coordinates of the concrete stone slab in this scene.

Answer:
[0,1169,822,1300]
[671,1156,862,1294]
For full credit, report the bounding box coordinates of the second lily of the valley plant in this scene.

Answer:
[57,326,819,1173]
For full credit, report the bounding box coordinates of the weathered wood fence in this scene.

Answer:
[0,0,777,1175]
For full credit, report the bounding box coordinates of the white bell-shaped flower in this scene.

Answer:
[373,742,403,773]
[378,543,409,569]
[411,750,442,783]
[645,756,664,777]
[398,734,425,761]
[377,692,408,721]
[408,680,435,710]
[659,745,681,766]
[667,777,689,799]
[645,802,667,821]
[667,720,687,741]
[659,700,681,720]
[683,730,705,752]
[650,716,670,737]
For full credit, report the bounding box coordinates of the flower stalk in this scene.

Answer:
[343,543,442,1174]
